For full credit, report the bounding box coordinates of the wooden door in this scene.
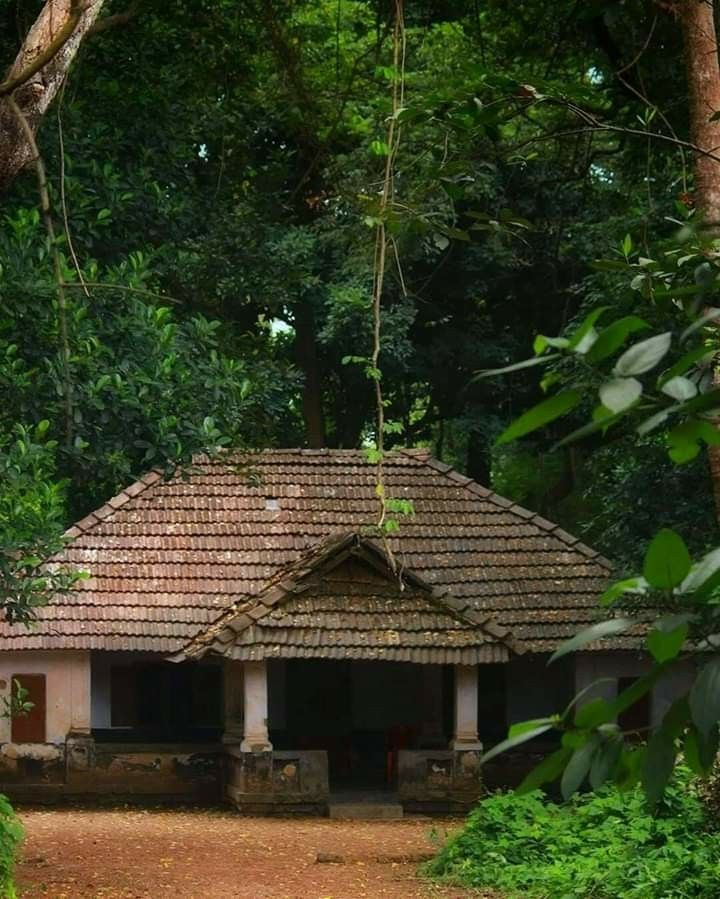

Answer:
[11,674,46,743]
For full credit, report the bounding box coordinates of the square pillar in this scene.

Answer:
[452,664,482,750]
[240,660,272,753]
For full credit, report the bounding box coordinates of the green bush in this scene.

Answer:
[427,773,720,898]
[0,795,22,899]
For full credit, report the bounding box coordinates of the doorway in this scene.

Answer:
[276,659,446,789]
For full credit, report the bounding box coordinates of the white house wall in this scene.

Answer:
[0,650,90,744]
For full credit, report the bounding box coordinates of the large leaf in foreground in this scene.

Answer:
[643,529,691,589]
[496,390,582,445]
[549,618,635,663]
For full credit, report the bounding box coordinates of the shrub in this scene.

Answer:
[427,772,720,898]
[0,795,22,898]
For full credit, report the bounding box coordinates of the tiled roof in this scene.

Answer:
[0,448,612,654]
[178,533,517,665]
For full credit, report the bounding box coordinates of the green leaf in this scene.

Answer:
[613,667,666,718]
[561,678,617,720]
[680,547,720,595]
[568,307,609,350]
[636,408,674,437]
[533,334,570,355]
[599,576,648,607]
[586,316,649,363]
[575,698,614,729]
[616,747,646,791]
[659,346,713,385]
[369,139,390,156]
[684,725,718,775]
[642,728,677,808]
[643,528,691,589]
[661,695,691,739]
[613,332,672,376]
[680,306,720,342]
[689,657,720,737]
[561,734,600,799]
[480,724,554,765]
[495,390,582,446]
[508,717,557,738]
[598,377,642,413]
[647,621,688,663]
[668,420,720,464]
[473,354,560,380]
[553,409,624,449]
[549,617,635,663]
[589,736,623,790]
[660,376,697,402]
[517,748,572,794]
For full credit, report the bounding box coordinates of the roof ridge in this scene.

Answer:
[400,449,613,571]
[62,469,164,542]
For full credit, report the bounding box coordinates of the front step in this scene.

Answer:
[328,796,403,820]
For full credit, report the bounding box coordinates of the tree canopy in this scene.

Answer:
[3,0,720,796]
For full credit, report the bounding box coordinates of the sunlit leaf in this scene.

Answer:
[661,376,697,402]
[598,377,642,413]
[613,332,672,376]
[472,353,560,380]
[549,618,635,663]
[480,724,554,765]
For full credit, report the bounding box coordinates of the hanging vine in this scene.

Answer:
[368,0,410,566]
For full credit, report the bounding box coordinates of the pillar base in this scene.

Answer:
[451,740,483,751]
[240,737,273,753]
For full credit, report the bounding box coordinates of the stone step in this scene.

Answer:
[328,800,403,820]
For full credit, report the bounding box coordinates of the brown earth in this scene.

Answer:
[15,807,485,899]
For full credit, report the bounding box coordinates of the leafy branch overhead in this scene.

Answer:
[480,231,720,468]
[478,223,720,806]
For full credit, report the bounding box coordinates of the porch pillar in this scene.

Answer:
[240,660,273,752]
[223,659,244,744]
[452,665,482,750]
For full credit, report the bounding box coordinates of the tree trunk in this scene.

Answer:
[466,429,491,486]
[0,0,105,191]
[294,301,326,448]
[679,0,720,521]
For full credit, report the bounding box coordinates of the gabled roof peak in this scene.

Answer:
[176,528,518,665]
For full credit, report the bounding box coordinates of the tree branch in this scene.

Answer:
[0,0,105,191]
[0,1,89,97]
[87,1,140,36]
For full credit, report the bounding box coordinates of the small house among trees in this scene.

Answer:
[0,450,692,810]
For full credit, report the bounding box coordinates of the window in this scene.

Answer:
[617,676,651,737]
[101,662,222,742]
[11,674,46,743]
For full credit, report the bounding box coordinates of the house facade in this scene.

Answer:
[0,449,693,812]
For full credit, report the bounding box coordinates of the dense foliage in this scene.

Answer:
[428,773,720,899]
[1,0,720,794]
[2,0,709,551]
[0,794,22,899]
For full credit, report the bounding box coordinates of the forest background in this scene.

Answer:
[2,0,717,613]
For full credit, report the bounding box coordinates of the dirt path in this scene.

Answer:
[16,807,480,899]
